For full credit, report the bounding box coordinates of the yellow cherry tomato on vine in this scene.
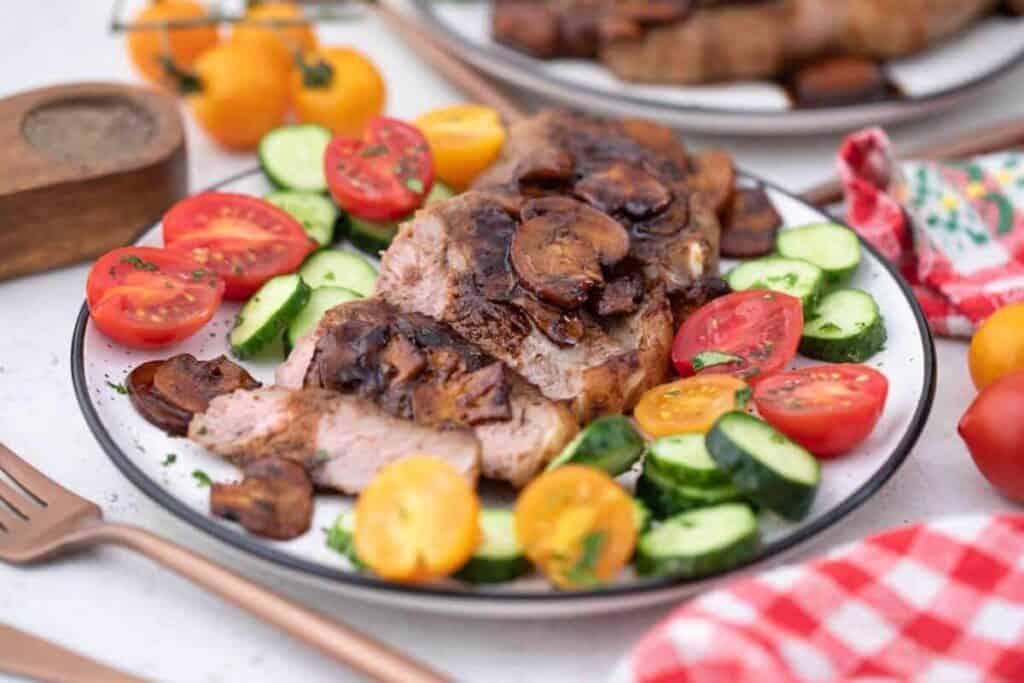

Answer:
[231,2,317,74]
[126,0,220,87]
[414,105,506,191]
[291,47,387,138]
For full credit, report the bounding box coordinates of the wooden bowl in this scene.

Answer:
[0,82,187,282]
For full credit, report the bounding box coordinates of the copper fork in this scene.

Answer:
[0,442,450,683]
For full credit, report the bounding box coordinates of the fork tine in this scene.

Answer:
[0,479,33,519]
[0,443,73,505]
[0,503,22,533]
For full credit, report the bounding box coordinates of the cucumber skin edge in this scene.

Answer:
[635,523,760,578]
[230,278,311,361]
[455,556,533,585]
[800,314,887,363]
[635,465,747,520]
[706,415,818,522]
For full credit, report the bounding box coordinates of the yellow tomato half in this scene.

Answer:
[291,47,387,138]
[969,302,1024,390]
[126,0,220,86]
[354,455,480,583]
[515,466,635,589]
[634,375,751,438]
[414,105,506,191]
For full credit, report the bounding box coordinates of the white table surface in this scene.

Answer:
[1,2,1022,682]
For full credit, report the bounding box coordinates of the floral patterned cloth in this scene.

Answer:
[839,129,1024,337]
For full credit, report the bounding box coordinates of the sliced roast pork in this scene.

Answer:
[189,387,481,495]
[276,299,577,487]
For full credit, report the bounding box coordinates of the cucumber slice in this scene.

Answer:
[325,510,363,570]
[258,124,332,192]
[285,286,362,353]
[230,274,310,360]
[635,503,759,578]
[707,411,819,521]
[777,222,861,284]
[455,510,532,584]
[299,250,378,296]
[726,257,826,314]
[800,288,886,363]
[546,415,645,476]
[265,190,339,246]
[348,182,455,256]
[636,463,747,519]
[633,498,652,534]
[646,434,732,487]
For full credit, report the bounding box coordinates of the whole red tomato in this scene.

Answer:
[959,369,1024,502]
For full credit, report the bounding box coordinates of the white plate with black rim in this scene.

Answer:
[409,0,1024,136]
[72,168,935,618]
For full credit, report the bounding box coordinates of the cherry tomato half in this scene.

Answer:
[753,364,888,457]
[959,369,1024,502]
[672,290,803,383]
[324,116,435,222]
[634,375,751,438]
[86,247,225,349]
[162,192,315,300]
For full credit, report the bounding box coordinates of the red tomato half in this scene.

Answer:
[325,116,434,222]
[754,365,889,457]
[672,290,803,383]
[86,247,224,349]
[162,192,315,300]
[959,370,1024,502]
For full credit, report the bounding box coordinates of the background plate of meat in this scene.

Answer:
[71,165,935,618]
[412,0,1024,135]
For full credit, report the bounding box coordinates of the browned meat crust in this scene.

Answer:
[210,458,314,540]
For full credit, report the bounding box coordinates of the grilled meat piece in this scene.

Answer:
[789,56,888,107]
[210,458,314,540]
[276,299,577,487]
[127,355,260,436]
[190,387,481,494]
[719,187,782,258]
[599,0,999,84]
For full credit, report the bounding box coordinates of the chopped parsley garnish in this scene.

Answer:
[405,178,424,194]
[191,269,207,280]
[692,351,744,371]
[120,255,158,271]
[312,449,330,465]
[819,322,842,333]
[360,144,388,157]
[192,470,212,488]
[323,271,335,281]
[106,381,127,395]
[734,386,752,407]
[162,453,177,466]
[564,530,606,586]
[769,432,786,445]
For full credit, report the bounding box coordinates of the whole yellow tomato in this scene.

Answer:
[969,303,1024,390]
[414,105,506,191]
[291,47,387,138]
[126,0,220,86]
[186,43,290,150]
[231,2,317,74]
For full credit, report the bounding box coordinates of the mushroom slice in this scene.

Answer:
[126,360,193,436]
[152,354,261,414]
[720,187,782,258]
[592,271,645,317]
[512,197,630,308]
[513,293,585,347]
[210,458,314,540]
[514,147,574,187]
[574,162,672,218]
[689,149,736,217]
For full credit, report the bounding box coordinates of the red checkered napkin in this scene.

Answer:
[615,515,1024,683]
[839,129,1024,337]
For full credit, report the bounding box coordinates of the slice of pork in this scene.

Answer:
[189,387,480,494]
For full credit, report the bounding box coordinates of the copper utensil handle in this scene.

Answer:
[801,118,1024,207]
[376,3,526,123]
[68,523,449,683]
[0,623,149,683]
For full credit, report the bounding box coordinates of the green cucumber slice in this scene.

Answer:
[325,510,363,570]
[546,415,645,476]
[636,463,747,519]
[348,182,454,256]
[258,124,332,192]
[646,434,732,487]
[230,274,310,360]
[633,498,653,535]
[455,510,532,584]
[800,288,886,363]
[264,190,340,246]
[777,222,861,284]
[635,503,760,578]
[726,257,826,315]
[285,286,362,353]
[707,411,819,521]
[299,250,378,296]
